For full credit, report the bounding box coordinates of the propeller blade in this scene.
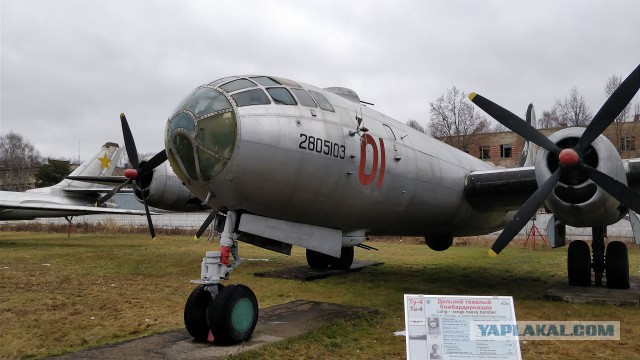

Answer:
[120,113,139,169]
[195,210,218,240]
[137,182,155,239]
[490,168,562,256]
[469,93,562,155]
[143,201,156,239]
[118,113,163,239]
[577,64,640,151]
[141,149,168,174]
[580,164,640,214]
[96,179,131,205]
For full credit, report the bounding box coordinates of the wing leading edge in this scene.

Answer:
[0,201,153,217]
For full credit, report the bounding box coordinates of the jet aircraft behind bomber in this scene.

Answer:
[0,143,149,220]
[116,64,640,344]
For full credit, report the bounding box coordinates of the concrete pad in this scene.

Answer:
[254,260,384,281]
[543,278,640,307]
[50,300,378,360]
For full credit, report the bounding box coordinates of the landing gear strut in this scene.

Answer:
[592,227,605,286]
[184,211,259,344]
[566,226,630,289]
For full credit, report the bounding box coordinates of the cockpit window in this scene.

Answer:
[220,78,257,93]
[185,87,232,117]
[291,88,317,107]
[250,76,281,86]
[172,134,199,180]
[168,112,196,134]
[171,93,192,114]
[232,89,271,107]
[272,77,302,88]
[266,87,297,105]
[308,90,335,112]
[208,77,236,87]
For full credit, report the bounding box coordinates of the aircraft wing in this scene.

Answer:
[66,175,128,186]
[62,187,134,195]
[465,166,538,212]
[465,159,640,213]
[0,201,154,216]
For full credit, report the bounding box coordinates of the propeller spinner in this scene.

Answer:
[469,64,640,256]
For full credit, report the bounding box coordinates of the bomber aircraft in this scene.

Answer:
[0,143,150,221]
[111,64,639,344]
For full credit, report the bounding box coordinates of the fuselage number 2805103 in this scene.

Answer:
[299,133,345,159]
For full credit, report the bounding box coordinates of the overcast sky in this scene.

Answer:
[2,0,639,161]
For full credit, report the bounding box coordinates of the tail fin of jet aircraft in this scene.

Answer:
[517,104,538,167]
[56,142,124,189]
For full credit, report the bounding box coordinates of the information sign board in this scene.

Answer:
[404,295,521,360]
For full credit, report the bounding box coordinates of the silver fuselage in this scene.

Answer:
[166,78,509,237]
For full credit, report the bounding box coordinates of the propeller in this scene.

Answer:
[470,64,640,256]
[100,113,168,238]
[194,210,218,240]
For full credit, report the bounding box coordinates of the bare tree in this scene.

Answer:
[428,86,490,151]
[0,131,42,191]
[605,74,632,153]
[492,122,507,133]
[406,119,425,133]
[539,108,562,128]
[635,102,640,121]
[555,87,592,127]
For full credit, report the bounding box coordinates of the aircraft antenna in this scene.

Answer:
[349,108,369,137]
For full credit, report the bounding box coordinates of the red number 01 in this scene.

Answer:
[358,134,385,189]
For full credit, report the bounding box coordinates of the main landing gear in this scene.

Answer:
[306,247,354,270]
[184,211,259,344]
[567,226,630,289]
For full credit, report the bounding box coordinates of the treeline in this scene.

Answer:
[407,73,640,152]
[0,132,74,190]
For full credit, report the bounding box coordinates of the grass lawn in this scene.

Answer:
[0,231,639,359]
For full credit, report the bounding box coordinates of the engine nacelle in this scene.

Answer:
[535,127,627,227]
[135,160,207,212]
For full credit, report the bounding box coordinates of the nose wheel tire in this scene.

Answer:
[567,240,591,286]
[207,284,259,344]
[605,241,630,289]
[184,284,225,342]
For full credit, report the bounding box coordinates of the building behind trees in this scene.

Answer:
[445,120,640,168]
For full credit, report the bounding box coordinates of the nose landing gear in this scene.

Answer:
[184,211,259,344]
[207,284,258,344]
[184,283,225,342]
